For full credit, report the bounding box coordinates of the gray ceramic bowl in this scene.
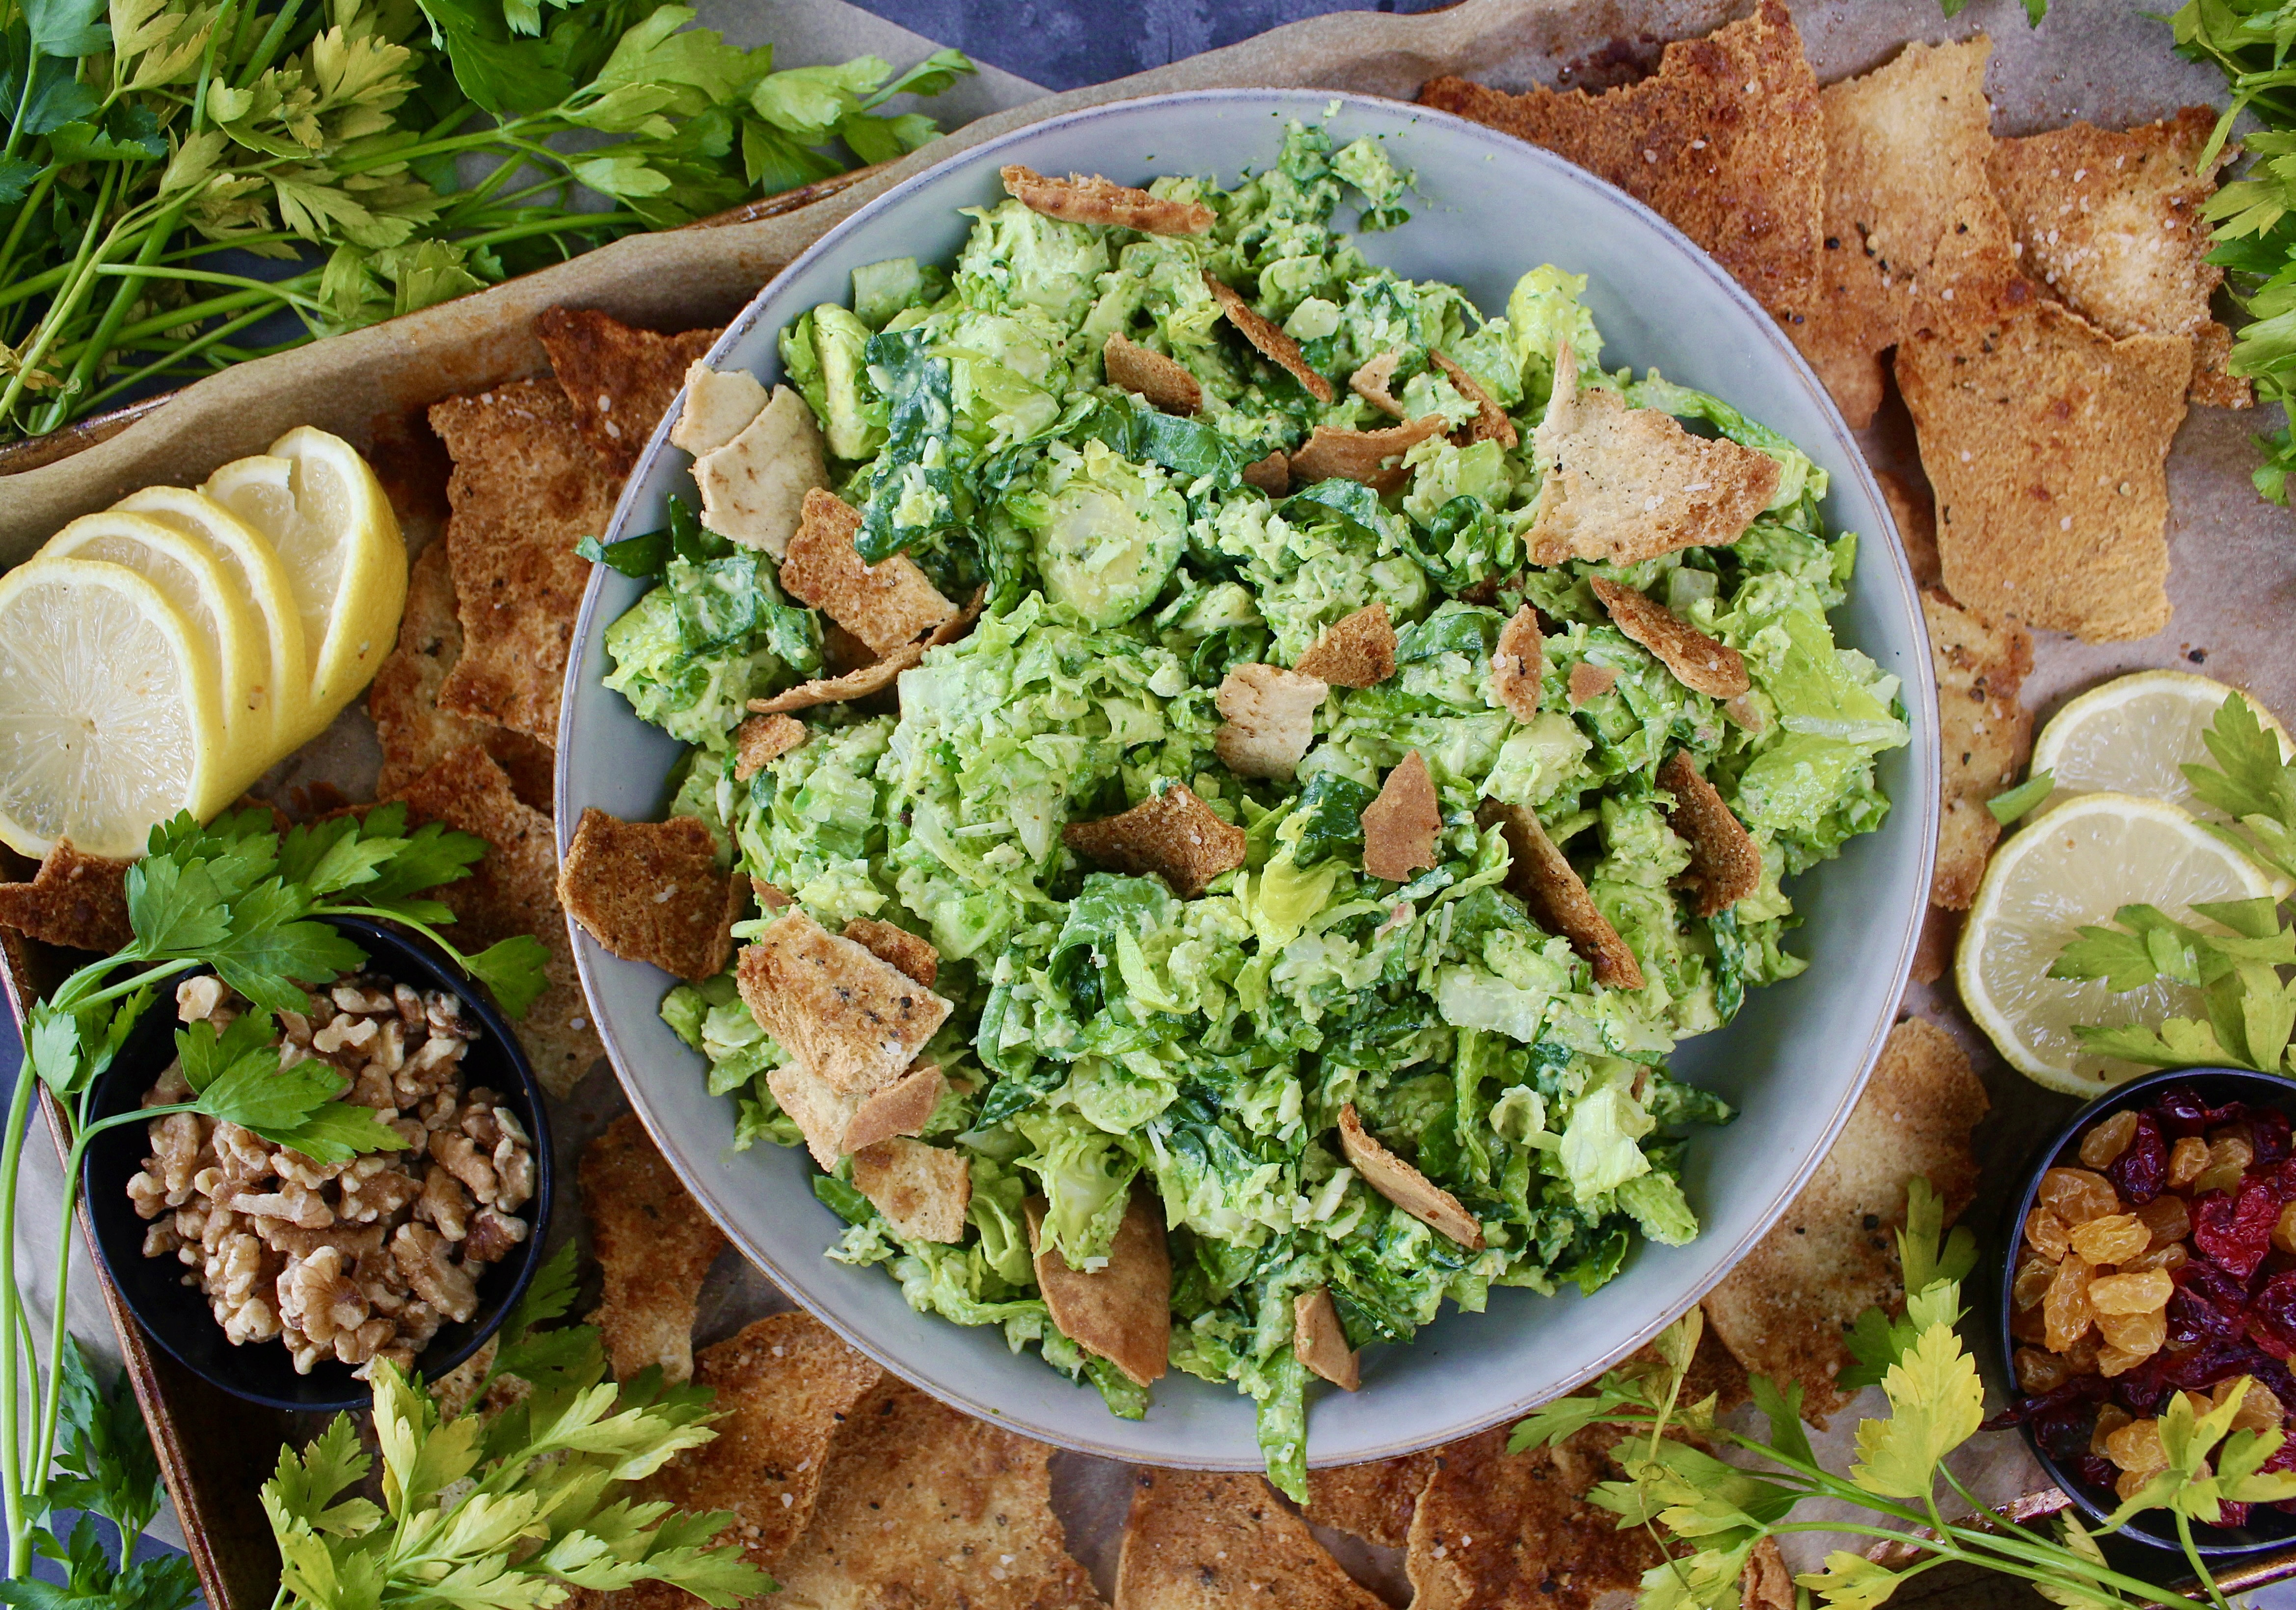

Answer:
[556,88,1940,1468]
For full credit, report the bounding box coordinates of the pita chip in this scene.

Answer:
[1742,1537,1796,1610]
[580,1114,726,1384]
[1061,782,1245,898]
[1432,349,1517,447]
[736,909,952,1095]
[1591,577,1750,699]
[1339,1105,1483,1249]
[1294,603,1397,688]
[732,712,806,782]
[777,488,954,655]
[558,808,743,982]
[841,916,938,987]
[1923,589,2033,911]
[1702,1016,1988,1426]
[1491,605,1543,721]
[746,640,923,714]
[1116,1469,1382,1610]
[0,842,130,953]
[1104,332,1202,414]
[1207,273,1335,403]
[1526,346,1780,568]
[1360,752,1442,883]
[1659,751,1761,917]
[1406,1428,1664,1610]
[1878,468,1942,591]
[1000,162,1213,235]
[669,360,769,458]
[1293,1288,1361,1392]
[1567,661,1617,708]
[1243,449,1291,495]
[852,1136,971,1243]
[1349,347,1407,417]
[1289,416,1447,491]
[1215,664,1325,780]
[534,307,716,472]
[1304,1452,1442,1550]
[692,385,828,559]
[769,1059,945,1170]
[1026,1190,1170,1388]
[1482,801,1645,990]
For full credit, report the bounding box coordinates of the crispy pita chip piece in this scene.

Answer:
[771,1376,1100,1609]
[429,379,618,746]
[387,742,600,1095]
[779,488,954,655]
[1482,801,1645,990]
[841,1061,943,1154]
[1000,162,1214,236]
[1703,1017,1987,1426]
[852,1136,971,1243]
[1361,752,1442,884]
[1897,299,2189,642]
[1216,664,1325,781]
[1432,349,1517,448]
[769,1060,945,1170]
[580,1114,726,1385]
[558,808,743,983]
[1878,468,1941,591]
[1591,577,1750,699]
[1923,589,2034,910]
[1289,415,1448,491]
[1293,1288,1360,1392]
[1339,1104,1483,1249]
[0,841,130,953]
[841,916,938,987]
[1295,603,1397,688]
[1104,332,1202,415]
[1989,108,2246,408]
[692,385,828,559]
[1491,605,1543,721]
[669,359,768,457]
[1526,346,1780,567]
[1659,751,1761,917]
[1566,660,1617,708]
[732,711,806,782]
[1207,273,1335,403]
[1061,782,1246,898]
[371,543,555,810]
[1026,1190,1171,1388]
[1742,1537,1796,1610]
[1304,1452,1442,1551]
[646,1311,882,1571]
[1910,904,1960,988]
[534,307,716,472]
[1406,1428,1663,1610]
[1243,449,1291,495]
[747,639,923,715]
[1117,1469,1382,1610]
[1349,347,1407,417]
[736,909,952,1095]
[1419,1,1823,319]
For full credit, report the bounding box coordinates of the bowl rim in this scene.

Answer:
[1995,1063,2296,1557]
[81,912,557,1413]
[555,84,1941,1466]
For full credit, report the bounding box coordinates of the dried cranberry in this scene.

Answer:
[2256,1273,2296,1349]
[2174,1285,2245,1341]
[2106,1113,2167,1204]
[2257,1108,2295,1169]
[2075,1453,2117,1492]
[2195,1179,2285,1279]
[2181,1259,2256,1313]
[2034,1405,2092,1462]
[2218,1500,2254,1530]
[2154,1086,2226,1138]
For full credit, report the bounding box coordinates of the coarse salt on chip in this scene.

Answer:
[1061,782,1246,898]
[1117,1469,1382,1610]
[1295,603,1397,688]
[1292,1288,1361,1393]
[692,384,828,559]
[534,306,716,473]
[1432,349,1517,448]
[841,916,938,988]
[746,639,923,715]
[778,488,954,655]
[0,840,130,953]
[1923,589,2033,911]
[732,711,806,782]
[670,359,769,458]
[1406,1427,1664,1610]
[1207,273,1335,403]
[1103,332,1202,415]
[558,807,745,983]
[1289,415,1448,491]
[852,1136,971,1243]
[579,1113,726,1385]
[1216,664,1325,781]
[1481,800,1645,990]
[1360,751,1442,884]
[1339,1104,1483,1249]
[1000,163,1215,235]
[1026,1190,1171,1388]
[736,908,952,1095]
[1491,604,1543,721]
[1591,576,1750,699]
[1659,751,1761,917]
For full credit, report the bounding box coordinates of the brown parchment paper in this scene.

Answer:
[9,0,2293,1602]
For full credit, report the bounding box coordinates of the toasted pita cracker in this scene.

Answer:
[1526,346,1780,568]
[387,742,600,1095]
[779,488,954,655]
[1878,469,1940,590]
[1026,1190,1170,1388]
[1061,782,1245,898]
[1349,347,1407,417]
[430,379,617,746]
[1702,1016,1987,1426]
[1000,163,1213,236]
[1658,751,1760,917]
[1923,590,2033,910]
[1482,801,1645,990]
[1741,1537,1795,1610]
[1590,577,1750,699]
[1295,603,1397,688]
[736,909,952,1095]
[1897,298,2189,642]
[1243,450,1291,495]
[669,359,769,457]
[371,543,555,810]
[0,841,130,953]
[746,640,923,714]
[926,585,986,649]
[693,385,828,559]
[1216,664,1325,781]
[1491,605,1543,721]
[1293,1288,1361,1393]
[1104,332,1202,415]
[1207,274,1335,403]
[1406,1428,1663,1610]
[1910,903,1960,988]
[647,1311,882,1571]
[558,809,743,982]
[733,712,806,782]
[1990,108,2245,408]
[1566,661,1617,708]
[771,1376,1099,1609]
[1289,416,1448,491]
[841,916,938,987]
[1419,1,1822,319]
[1361,752,1442,884]
[843,1061,944,1154]
[579,1114,726,1384]
[534,307,716,472]
[852,1137,970,1243]
[1339,1104,1483,1249]
[1432,350,1517,448]
[769,1060,945,1170]
[1117,1469,1381,1610]
[1304,1452,1442,1551]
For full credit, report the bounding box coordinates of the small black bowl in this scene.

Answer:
[1997,1065,2296,1557]
[82,915,554,1412]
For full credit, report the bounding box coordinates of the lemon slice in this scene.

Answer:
[0,558,229,859]
[2030,670,2294,823]
[113,484,310,752]
[1958,791,2289,1096]
[203,429,406,741]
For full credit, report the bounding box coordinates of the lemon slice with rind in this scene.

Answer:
[113,483,309,753]
[2030,670,2295,823]
[1958,791,2289,1096]
[0,558,229,859]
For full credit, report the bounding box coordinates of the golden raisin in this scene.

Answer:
[2107,1418,2167,1475]
[2093,1403,2133,1454]
[2044,1257,2097,1351]
[2221,1379,2286,1434]
[2080,1110,2141,1170]
[2134,1194,2191,1249]
[2091,1269,2176,1315]
[2010,1302,2049,1345]
[2115,1467,2156,1503]
[2195,1136,2256,1197]
[2024,1208,2070,1261]
[2123,1242,2189,1277]
[2014,1346,2072,1394]
[2012,1256,2058,1311]
[2062,1331,2102,1376]
[2275,1203,2296,1259]
[2069,1213,2150,1266]
[2100,1344,2152,1378]
[2039,1168,2121,1226]
[2169,1136,2210,1189]
[2097,1306,2167,1360]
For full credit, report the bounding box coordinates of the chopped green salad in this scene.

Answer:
[596,123,1908,1495]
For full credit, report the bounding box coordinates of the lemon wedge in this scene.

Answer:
[0,558,230,859]
[1958,791,2289,1096]
[2029,670,2294,823]
[113,483,310,753]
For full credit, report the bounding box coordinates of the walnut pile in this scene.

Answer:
[128,973,536,1377]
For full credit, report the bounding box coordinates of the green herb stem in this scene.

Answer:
[0,1064,38,1576]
